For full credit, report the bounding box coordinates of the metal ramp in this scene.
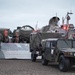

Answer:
[0,43,31,59]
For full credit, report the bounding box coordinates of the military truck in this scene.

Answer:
[0,28,11,43]
[30,13,75,71]
[41,38,75,72]
[30,31,61,62]
[30,16,67,62]
[12,25,34,43]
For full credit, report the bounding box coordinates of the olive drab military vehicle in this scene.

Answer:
[30,12,75,71]
[12,25,34,43]
[41,38,75,72]
[30,16,62,62]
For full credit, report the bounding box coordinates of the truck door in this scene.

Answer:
[44,41,51,60]
[50,41,56,61]
[44,41,56,61]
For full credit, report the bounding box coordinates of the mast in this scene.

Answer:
[35,21,38,30]
[66,12,73,25]
[62,17,64,25]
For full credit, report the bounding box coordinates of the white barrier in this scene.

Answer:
[0,43,31,59]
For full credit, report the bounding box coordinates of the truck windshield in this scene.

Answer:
[57,40,72,48]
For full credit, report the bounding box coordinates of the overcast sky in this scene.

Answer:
[0,0,75,31]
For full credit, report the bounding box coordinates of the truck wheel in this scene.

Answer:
[42,56,48,65]
[59,55,70,72]
[31,53,36,62]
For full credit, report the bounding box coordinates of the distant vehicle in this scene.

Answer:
[12,25,34,43]
[41,38,75,72]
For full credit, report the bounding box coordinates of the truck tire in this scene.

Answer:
[42,56,48,65]
[31,53,36,62]
[59,55,70,72]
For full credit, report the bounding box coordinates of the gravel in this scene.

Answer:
[0,59,75,75]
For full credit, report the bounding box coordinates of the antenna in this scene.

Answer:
[56,13,57,17]
[62,17,64,25]
[56,13,58,20]
[55,13,59,26]
[35,21,38,30]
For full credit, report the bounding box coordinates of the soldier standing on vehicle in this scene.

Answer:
[4,29,9,42]
[4,29,8,37]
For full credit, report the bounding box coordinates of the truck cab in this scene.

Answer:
[41,38,75,72]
